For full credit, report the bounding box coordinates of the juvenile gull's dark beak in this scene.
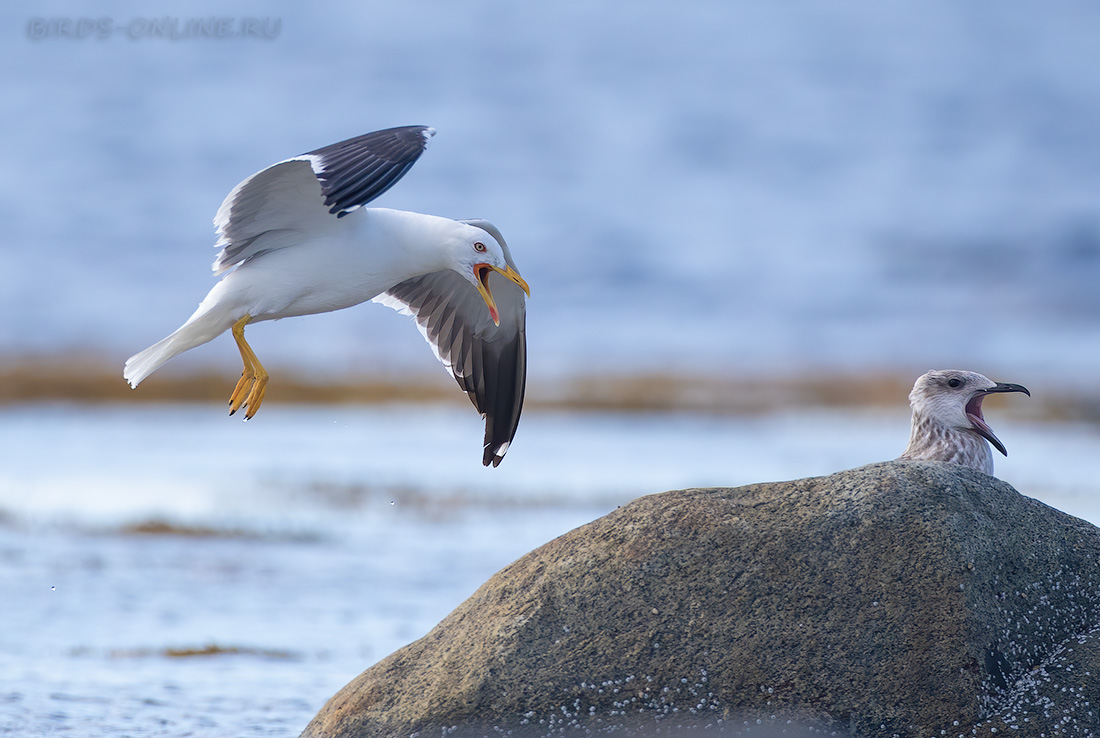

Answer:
[966,381,1030,457]
[984,382,1030,398]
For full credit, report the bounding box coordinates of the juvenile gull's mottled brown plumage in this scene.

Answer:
[898,369,1029,475]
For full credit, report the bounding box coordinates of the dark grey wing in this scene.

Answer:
[374,223,527,467]
[306,125,435,217]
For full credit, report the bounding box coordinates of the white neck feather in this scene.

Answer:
[356,208,461,280]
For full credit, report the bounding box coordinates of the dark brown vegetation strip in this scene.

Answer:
[109,644,299,660]
[117,519,320,542]
[0,355,1094,421]
[119,519,260,539]
[0,355,456,406]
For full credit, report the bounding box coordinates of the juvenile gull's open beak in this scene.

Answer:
[966,382,1030,457]
[474,264,530,326]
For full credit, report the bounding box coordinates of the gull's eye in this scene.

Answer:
[473,242,487,253]
[948,377,962,388]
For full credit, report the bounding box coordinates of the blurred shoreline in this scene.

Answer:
[1,353,1092,423]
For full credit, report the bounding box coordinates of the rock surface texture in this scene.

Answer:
[301,461,1100,738]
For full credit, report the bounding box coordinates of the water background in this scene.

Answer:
[4,403,1100,736]
[3,0,1100,379]
[3,1,1100,735]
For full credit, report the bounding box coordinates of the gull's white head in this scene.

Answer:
[446,222,529,326]
[899,369,1030,474]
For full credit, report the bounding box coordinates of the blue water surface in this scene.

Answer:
[2,0,1099,380]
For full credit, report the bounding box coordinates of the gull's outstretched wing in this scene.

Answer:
[375,220,527,467]
[212,126,435,274]
[307,126,435,216]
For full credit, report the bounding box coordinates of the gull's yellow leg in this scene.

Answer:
[228,316,254,415]
[228,315,270,419]
[242,353,269,421]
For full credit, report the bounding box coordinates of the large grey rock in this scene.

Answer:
[301,461,1100,737]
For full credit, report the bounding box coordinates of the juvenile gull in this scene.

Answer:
[898,369,1029,475]
[124,125,530,467]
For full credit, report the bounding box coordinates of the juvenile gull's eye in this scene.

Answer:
[948,378,961,388]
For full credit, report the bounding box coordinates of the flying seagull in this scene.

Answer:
[898,369,1029,475]
[124,126,530,467]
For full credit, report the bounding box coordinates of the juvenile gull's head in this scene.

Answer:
[898,369,1029,475]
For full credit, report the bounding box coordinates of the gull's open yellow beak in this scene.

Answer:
[474,264,530,326]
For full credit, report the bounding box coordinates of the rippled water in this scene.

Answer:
[2,403,1099,736]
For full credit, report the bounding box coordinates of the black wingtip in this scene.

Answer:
[484,444,508,468]
[477,332,526,468]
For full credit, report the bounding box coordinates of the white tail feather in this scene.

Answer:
[123,306,236,388]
